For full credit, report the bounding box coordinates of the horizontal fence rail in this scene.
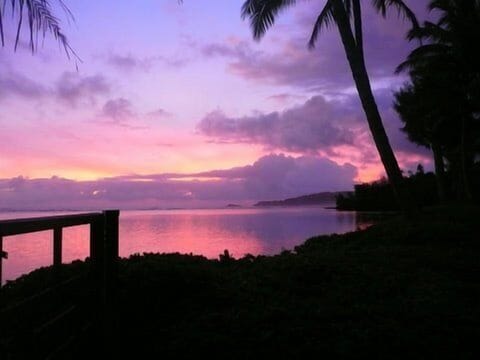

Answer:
[0,210,120,358]
[0,210,119,287]
[0,213,104,237]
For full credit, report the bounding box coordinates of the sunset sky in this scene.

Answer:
[0,0,432,209]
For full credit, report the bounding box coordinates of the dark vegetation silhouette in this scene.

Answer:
[338,0,480,210]
[335,164,459,211]
[395,0,480,203]
[254,192,339,207]
[241,0,419,214]
[2,206,480,358]
[336,163,480,211]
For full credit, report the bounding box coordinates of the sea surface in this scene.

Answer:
[0,207,377,283]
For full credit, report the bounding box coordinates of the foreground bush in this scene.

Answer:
[2,205,480,358]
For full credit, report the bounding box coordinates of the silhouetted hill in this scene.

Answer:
[254,192,350,207]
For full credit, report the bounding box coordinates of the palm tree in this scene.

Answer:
[397,0,480,201]
[393,69,463,203]
[0,0,75,58]
[241,0,419,213]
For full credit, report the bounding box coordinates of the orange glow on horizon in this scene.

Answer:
[355,166,384,184]
[168,177,224,182]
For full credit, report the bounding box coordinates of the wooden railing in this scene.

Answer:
[0,210,119,287]
[0,210,120,358]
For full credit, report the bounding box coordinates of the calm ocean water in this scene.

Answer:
[0,207,374,283]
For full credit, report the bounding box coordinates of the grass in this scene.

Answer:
[1,205,480,358]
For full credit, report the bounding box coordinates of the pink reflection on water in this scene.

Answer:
[62,225,90,264]
[1,223,91,283]
[1,208,361,284]
[119,210,267,259]
[3,230,54,282]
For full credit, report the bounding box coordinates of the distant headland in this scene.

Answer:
[254,192,351,207]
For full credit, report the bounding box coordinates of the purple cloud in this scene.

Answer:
[197,95,361,154]
[202,37,345,90]
[0,154,357,210]
[101,98,136,121]
[147,108,173,119]
[267,93,306,104]
[196,89,432,172]
[55,72,110,106]
[192,153,357,200]
[107,53,152,72]
[0,71,48,100]
[0,69,110,107]
[200,2,430,94]
[106,52,189,72]
[95,97,149,130]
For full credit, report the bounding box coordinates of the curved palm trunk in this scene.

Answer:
[332,1,416,214]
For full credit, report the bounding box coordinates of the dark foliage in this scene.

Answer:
[336,165,445,211]
[2,206,480,358]
[396,0,480,201]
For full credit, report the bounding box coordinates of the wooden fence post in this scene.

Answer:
[89,217,105,305]
[53,227,62,270]
[104,210,119,301]
[0,236,3,288]
[89,218,105,282]
[102,210,119,346]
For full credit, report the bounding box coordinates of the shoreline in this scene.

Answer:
[2,205,479,358]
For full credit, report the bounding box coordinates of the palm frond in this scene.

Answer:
[395,43,450,74]
[352,0,363,54]
[344,0,352,19]
[0,4,4,45]
[308,0,334,49]
[428,0,448,13]
[0,0,78,60]
[241,0,297,40]
[407,21,450,43]
[371,0,387,16]
[371,0,419,30]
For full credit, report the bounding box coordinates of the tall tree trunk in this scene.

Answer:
[431,142,447,202]
[460,117,473,201]
[332,1,416,214]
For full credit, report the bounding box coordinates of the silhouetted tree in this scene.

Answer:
[241,0,419,214]
[336,166,439,211]
[0,0,75,58]
[398,0,480,201]
[393,60,467,202]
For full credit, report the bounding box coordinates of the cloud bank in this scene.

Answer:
[0,70,110,106]
[197,95,362,154]
[0,154,356,210]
